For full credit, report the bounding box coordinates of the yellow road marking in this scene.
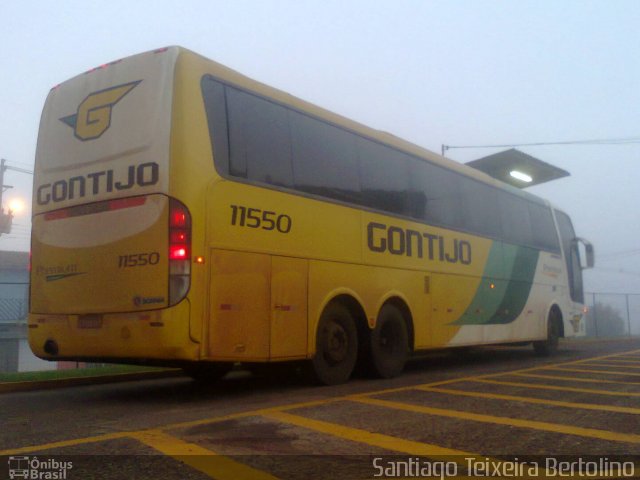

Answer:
[560,349,640,364]
[263,410,476,459]
[544,366,640,377]
[145,398,335,432]
[131,429,279,480]
[265,410,555,480]
[510,372,640,386]
[0,432,129,456]
[474,378,640,397]
[577,362,640,369]
[587,358,640,364]
[475,349,640,382]
[4,347,640,458]
[416,386,640,414]
[351,397,640,444]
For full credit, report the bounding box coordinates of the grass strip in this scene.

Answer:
[0,364,167,383]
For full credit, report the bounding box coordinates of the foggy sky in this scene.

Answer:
[1,0,639,294]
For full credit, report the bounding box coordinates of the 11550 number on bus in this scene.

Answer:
[230,205,292,233]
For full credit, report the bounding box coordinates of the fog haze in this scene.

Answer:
[1,0,638,293]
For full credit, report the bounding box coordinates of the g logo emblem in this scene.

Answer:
[60,80,141,141]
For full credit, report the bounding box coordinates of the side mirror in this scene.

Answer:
[574,237,594,269]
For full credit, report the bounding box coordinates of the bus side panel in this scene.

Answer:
[208,249,271,361]
[206,250,309,361]
[270,256,308,359]
[429,273,489,347]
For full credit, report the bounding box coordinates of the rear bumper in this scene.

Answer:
[27,300,199,363]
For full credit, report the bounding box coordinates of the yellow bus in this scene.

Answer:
[29,47,593,384]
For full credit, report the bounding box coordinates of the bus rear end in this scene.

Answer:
[29,47,197,364]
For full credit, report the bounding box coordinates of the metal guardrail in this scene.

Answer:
[585,292,640,337]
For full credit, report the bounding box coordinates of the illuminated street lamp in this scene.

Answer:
[509,170,533,183]
[8,198,26,215]
[464,149,570,188]
[0,158,33,236]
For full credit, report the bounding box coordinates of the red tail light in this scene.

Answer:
[170,210,188,228]
[169,199,191,305]
[169,245,188,260]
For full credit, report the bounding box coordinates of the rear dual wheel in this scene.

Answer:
[311,302,410,385]
[311,303,358,385]
[370,304,409,379]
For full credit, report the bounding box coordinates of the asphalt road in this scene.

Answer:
[1,339,640,479]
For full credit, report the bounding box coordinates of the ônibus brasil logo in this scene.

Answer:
[59,80,141,141]
[7,456,73,479]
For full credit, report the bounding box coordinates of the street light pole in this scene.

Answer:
[0,158,12,234]
[0,158,33,236]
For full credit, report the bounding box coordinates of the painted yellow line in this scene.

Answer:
[0,399,335,457]
[511,372,640,386]
[131,429,279,480]
[4,348,640,458]
[474,378,640,397]
[263,410,476,458]
[578,362,640,369]
[0,432,129,456]
[147,398,336,432]
[416,386,640,415]
[476,349,640,382]
[588,358,640,364]
[350,396,640,444]
[560,349,640,365]
[344,349,640,401]
[544,366,640,377]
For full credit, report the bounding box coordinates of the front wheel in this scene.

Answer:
[533,311,561,356]
[311,303,358,385]
[370,304,409,378]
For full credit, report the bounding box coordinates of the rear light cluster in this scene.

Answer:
[169,199,191,305]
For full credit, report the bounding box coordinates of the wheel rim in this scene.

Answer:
[379,321,400,355]
[323,320,349,365]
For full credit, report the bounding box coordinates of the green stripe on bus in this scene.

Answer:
[489,245,539,324]
[452,244,539,325]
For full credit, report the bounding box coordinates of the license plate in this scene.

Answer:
[78,315,103,329]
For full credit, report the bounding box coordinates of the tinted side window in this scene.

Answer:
[201,77,230,175]
[409,159,462,228]
[529,203,560,252]
[226,87,293,187]
[499,194,533,245]
[359,138,411,215]
[459,178,501,237]
[290,111,361,203]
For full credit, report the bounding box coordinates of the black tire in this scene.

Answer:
[370,304,409,379]
[311,303,358,385]
[533,311,560,356]
[182,362,233,382]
